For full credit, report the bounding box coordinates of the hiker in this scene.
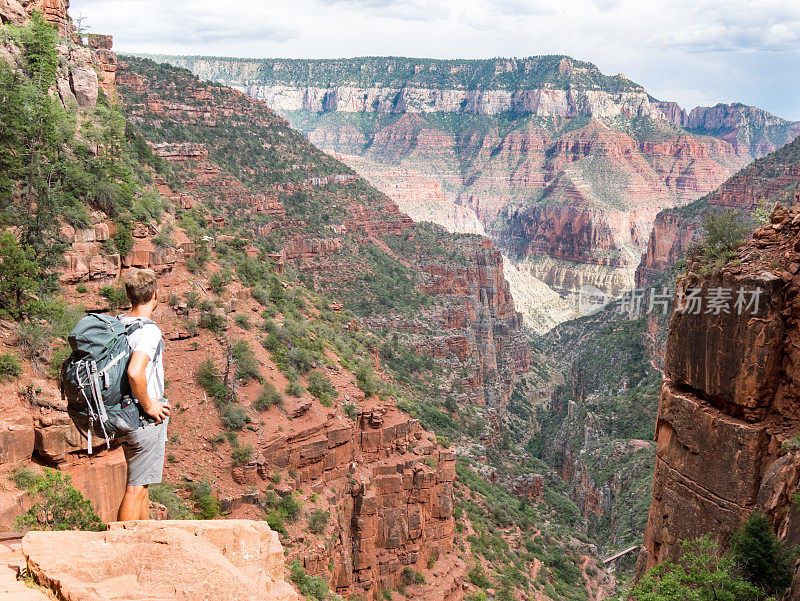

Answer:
[116,268,171,521]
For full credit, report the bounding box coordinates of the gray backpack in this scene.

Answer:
[60,313,160,453]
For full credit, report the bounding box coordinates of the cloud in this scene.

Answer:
[487,0,555,16]
[69,0,800,120]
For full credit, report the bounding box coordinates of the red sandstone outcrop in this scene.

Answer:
[639,203,800,579]
[259,404,456,596]
[634,211,695,286]
[25,0,70,35]
[22,520,297,601]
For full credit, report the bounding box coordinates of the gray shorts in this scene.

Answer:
[119,418,169,486]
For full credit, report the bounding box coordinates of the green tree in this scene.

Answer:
[730,512,794,596]
[0,232,40,318]
[686,210,750,271]
[14,468,105,532]
[0,14,69,283]
[632,537,760,601]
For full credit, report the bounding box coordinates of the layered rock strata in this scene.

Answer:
[640,203,800,573]
[635,135,800,287]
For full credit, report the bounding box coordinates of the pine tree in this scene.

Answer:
[730,512,794,596]
[0,232,40,319]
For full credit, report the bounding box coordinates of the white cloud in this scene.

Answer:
[70,0,800,119]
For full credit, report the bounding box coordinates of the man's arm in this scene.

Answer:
[127,350,170,422]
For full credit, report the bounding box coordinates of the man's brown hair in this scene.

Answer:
[124,269,157,307]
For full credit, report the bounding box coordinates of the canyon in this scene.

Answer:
[2,3,800,600]
[158,55,800,324]
[0,4,609,601]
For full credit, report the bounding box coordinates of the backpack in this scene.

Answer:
[60,313,161,454]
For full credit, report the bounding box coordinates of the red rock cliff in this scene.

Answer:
[639,203,800,578]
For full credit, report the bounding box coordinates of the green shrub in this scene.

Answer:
[14,468,105,531]
[253,382,283,411]
[278,493,301,522]
[286,380,305,397]
[187,480,213,500]
[209,269,232,294]
[149,483,190,519]
[730,512,794,595]
[99,285,128,311]
[16,321,50,365]
[268,277,285,303]
[113,221,133,257]
[632,537,759,601]
[199,309,227,333]
[194,494,220,519]
[686,210,750,272]
[343,402,358,420]
[266,509,287,536]
[49,345,71,379]
[152,223,175,248]
[288,347,316,373]
[232,444,254,466]
[289,560,329,600]
[307,371,338,406]
[196,357,230,405]
[355,361,379,397]
[231,339,261,382]
[11,467,38,489]
[0,233,40,319]
[76,283,87,294]
[400,566,425,585]
[467,565,491,589]
[221,404,251,431]
[307,509,329,534]
[252,285,270,306]
[0,353,22,382]
[183,290,200,309]
[234,313,251,329]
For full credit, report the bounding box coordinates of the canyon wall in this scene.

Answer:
[687,103,800,157]
[152,54,799,321]
[639,203,800,572]
[163,56,659,119]
[635,134,800,287]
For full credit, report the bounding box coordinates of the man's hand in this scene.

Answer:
[128,350,170,423]
[142,398,170,422]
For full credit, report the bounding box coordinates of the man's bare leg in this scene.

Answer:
[118,485,147,521]
[139,485,150,520]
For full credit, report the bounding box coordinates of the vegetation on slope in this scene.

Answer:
[632,514,794,601]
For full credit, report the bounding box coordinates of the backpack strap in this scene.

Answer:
[122,317,164,401]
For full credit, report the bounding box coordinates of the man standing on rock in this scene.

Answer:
[116,268,171,521]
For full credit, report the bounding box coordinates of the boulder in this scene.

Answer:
[22,520,298,601]
[61,449,128,523]
[0,0,26,25]
[0,414,34,466]
[69,65,99,108]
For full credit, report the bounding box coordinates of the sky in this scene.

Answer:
[70,0,800,120]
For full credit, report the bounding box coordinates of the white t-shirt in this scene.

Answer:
[121,316,164,402]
